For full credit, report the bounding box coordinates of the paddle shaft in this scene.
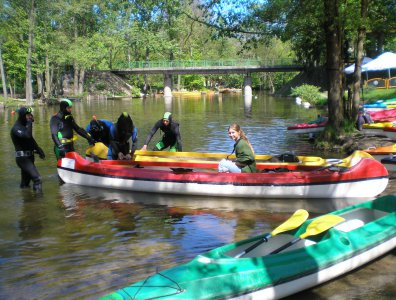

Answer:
[234,234,271,258]
[233,209,309,258]
[269,237,301,254]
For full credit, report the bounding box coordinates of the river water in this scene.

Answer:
[0,92,394,300]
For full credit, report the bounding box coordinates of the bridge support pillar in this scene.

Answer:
[164,74,173,97]
[243,75,252,97]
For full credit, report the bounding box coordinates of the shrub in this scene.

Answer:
[290,84,324,105]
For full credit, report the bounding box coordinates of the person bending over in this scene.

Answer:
[141,112,182,152]
[109,112,138,160]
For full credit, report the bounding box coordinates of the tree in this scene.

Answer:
[350,0,368,122]
[321,0,344,140]
[0,42,7,99]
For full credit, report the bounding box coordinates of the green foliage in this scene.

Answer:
[131,86,142,98]
[183,75,205,90]
[95,83,106,91]
[363,87,396,102]
[290,84,324,105]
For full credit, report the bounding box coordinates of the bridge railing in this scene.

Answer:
[113,59,297,69]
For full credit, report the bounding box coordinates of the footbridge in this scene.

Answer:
[108,59,304,97]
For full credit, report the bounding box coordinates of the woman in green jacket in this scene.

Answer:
[218,123,256,173]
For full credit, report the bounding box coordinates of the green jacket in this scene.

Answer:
[234,139,256,173]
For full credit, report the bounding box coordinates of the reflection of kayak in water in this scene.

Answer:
[62,184,370,215]
[98,195,396,300]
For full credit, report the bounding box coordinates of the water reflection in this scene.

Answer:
[60,184,371,217]
[164,96,172,112]
[244,94,252,118]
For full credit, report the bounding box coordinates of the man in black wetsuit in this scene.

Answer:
[141,112,182,152]
[109,112,138,160]
[50,98,95,159]
[10,106,46,192]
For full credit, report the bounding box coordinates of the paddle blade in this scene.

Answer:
[271,209,309,236]
[300,215,345,239]
[234,209,308,258]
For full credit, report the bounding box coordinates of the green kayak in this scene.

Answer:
[99,195,396,300]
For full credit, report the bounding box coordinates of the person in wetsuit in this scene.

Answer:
[50,99,95,159]
[86,117,113,146]
[10,106,46,192]
[109,112,138,160]
[141,112,182,152]
[218,123,256,173]
[85,116,114,160]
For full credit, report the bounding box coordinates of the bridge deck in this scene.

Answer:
[107,59,304,75]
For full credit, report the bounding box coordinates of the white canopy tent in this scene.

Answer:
[361,52,396,79]
[344,57,372,74]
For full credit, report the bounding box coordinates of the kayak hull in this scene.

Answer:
[99,195,396,300]
[57,151,389,199]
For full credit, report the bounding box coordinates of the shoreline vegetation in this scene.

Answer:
[1,86,394,106]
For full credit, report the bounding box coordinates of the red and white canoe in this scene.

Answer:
[57,151,388,199]
[287,123,326,134]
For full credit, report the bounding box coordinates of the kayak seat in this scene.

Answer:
[226,234,316,258]
[334,219,365,232]
[335,207,389,233]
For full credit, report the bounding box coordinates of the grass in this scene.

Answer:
[362,87,396,102]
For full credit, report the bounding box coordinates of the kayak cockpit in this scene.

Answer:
[220,207,390,259]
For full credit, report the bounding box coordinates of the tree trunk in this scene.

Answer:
[36,73,43,99]
[0,45,8,100]
[351,0,368,119]
[73,18,79,96]
[9,81,14,98]
[322,0,344,140]
[73,62,79,96]
[25,0,35,105]
[45,53,51,98]
[78,68,85,95]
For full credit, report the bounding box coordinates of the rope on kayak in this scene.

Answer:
[123,269,184,299]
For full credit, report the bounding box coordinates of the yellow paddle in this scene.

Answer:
[234,209,309,258]
[270,214,345,255]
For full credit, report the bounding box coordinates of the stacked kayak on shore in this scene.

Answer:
[369,108,396,123]
[287,121,327,134]
[98,195,396,300]
[364,144,396,162]
[58,150,388,199]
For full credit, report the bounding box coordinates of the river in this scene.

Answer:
[0,92,394,300]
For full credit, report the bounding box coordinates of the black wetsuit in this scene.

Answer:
[11,110,45,191]
[50,110,93,158]
[109,113,137,160]
[144,119,182,151]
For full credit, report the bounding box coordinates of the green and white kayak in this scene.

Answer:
[99,195,396,300]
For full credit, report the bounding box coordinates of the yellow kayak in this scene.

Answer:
[132,150,372,170]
